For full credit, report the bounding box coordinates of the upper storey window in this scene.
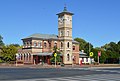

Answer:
[61,31,63,36]
[23,42,26,47]
[38,42,41,47]
[67,42,69,48]
[44,42,47,48]
[61,42,63,48]
[54,42,57,47]
[34,42,37,47]
[67,30,69,36]
[73,46,75,50]
[27,41,31,47]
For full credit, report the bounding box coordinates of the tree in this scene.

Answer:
[91,47,108,63]
[0,35,4,46]
[50,46,62,64]
[118,41,120,54]
[74,38,87,51]
[84,42,93,56]
[101,41,120,63]
[1,45,18,62]
[10,44,20,47]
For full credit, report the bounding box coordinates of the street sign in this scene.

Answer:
[90,52,94,57]
[54,53,57,57]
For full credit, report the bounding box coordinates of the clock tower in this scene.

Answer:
[57,6,73,64]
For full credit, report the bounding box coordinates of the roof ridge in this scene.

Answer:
[22,33,58,40]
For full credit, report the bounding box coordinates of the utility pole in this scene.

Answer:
[88,42,91,64]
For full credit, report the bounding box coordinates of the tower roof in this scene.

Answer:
[57,6,74,15]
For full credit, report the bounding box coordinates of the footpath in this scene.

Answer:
[0,63,120,69]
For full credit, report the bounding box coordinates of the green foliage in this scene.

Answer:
[74,38,93,55]
[1,45,18,62]
[91,48,107,63]
[10,44,20,47]
[102,41,120,59]
[74,38,87,50]
[50,46,62,63]
[84,42,93,56]
[75,37,120,63]
[0,35,4,46]
[100,51,107,63]
[0,59,4,63]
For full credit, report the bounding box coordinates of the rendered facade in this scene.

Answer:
[17,7,79,65]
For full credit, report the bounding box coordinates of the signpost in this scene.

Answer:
[90,52,94,57]
[54,53,57,67]
[89,52,94,66]
[98,51,101,64]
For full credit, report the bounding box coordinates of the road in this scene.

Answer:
[0,67,120,81]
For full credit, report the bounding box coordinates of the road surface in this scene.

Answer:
[0,67,120,81]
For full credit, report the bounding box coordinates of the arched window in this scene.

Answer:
[67,54,70,61]
[61,42,63,48]
[20,54,22,60]
[54,42,57,47]
[73,46,75,50]
[67,42,69,48]
[44,42,47,48]
[54,41,57,48]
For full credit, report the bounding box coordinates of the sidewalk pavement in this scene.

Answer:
[0,63,120,69]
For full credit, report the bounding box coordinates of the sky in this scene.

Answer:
[0,0,120,47]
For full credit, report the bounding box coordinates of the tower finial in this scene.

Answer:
[63,4,67,12]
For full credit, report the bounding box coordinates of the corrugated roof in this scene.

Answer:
[79,51,88,58]
[72,40,79,44]
[33,52,53,56]
[79,51,87,55]
[22,33,58,40]
[32,52,62,56]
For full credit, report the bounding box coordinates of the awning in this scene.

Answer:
[33,52,53,56]
[80,55,88,58]
[32,52,63,56]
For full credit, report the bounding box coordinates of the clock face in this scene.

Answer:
[66,17,70,24]
[58,16,64,24]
